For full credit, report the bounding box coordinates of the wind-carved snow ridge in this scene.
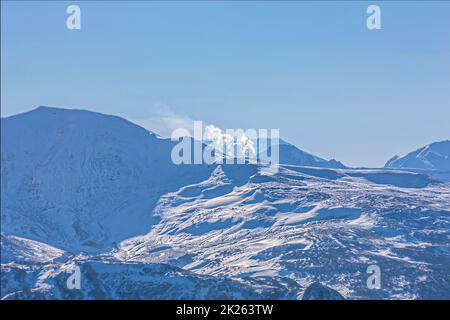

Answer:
[117,164,450,299]
[2,106,450,300]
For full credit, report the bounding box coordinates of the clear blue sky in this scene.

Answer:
[2,1,449,167]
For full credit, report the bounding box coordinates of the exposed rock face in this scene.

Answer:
[302,282,345,300]
[2,261,302,300]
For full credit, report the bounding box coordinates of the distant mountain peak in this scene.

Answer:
[267,142,346,169]
[385,140,450,171]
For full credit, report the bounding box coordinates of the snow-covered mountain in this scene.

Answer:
[385,140,450,171]
[1,106,214,254]
[2,107,450,300]
[265,139,346,169]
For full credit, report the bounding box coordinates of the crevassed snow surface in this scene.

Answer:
[1,107,450,300]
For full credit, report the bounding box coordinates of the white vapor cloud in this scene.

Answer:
[131,104,194,137]
[131,104,256,159]
[204,124,256,158]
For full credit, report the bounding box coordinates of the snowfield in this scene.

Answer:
[1,107,449,300]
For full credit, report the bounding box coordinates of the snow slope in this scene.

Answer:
[385,140,450,171]
[116,165,450,299]
[2,260,301,300]
[1,106,214,254]
[2,107,450,300]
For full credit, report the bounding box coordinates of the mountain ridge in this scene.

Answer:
[385,140,450,171]
[2,106,450,300]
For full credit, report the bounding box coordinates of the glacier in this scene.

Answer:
[1,106,449,300]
